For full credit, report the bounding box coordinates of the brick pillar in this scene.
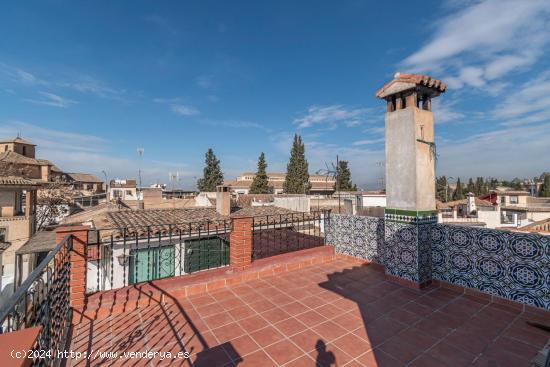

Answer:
[230,217,253,271]
[55,226,89,308]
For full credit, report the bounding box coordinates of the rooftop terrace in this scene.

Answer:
[69,256,548,367]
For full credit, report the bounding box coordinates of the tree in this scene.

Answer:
[36,183,74,230]
[249,152,271,194]
[436,176,449,202]
[197,149,223,192]
[453,177,465,200]
[283,134,310,194]
[466,178,475,195]
[541,175,550,197]
[336,160,357,191]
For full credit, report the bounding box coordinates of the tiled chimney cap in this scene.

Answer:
[376,73,446,99]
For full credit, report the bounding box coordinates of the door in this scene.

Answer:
[129,245,175,284]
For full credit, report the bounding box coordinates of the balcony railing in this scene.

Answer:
[87,219,231,293]
[0,236,72,367]
[252,210,329,260]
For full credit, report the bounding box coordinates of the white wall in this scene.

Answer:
[360,195,387,207]
[273,197,310,212]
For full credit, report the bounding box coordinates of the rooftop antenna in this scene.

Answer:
[316,160,337,210]
[169,171,181,191]
[137,148,144,209]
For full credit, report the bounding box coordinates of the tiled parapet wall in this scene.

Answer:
[325,214,384,263]
[384,220,436,284]
[432,224,550,310]
[384,209,437,285]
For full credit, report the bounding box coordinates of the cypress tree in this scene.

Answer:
[283,134,310,194]
[453,177,465,200]
[541,175,550,197]
[249,152,270,194]
[197,148,223,191]
[466,178,475,195]
[336,160,357,191]
[436,176,448,202]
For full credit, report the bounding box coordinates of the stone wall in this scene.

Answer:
[432,224,550,310]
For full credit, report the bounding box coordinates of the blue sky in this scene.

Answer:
[1,0,549,189]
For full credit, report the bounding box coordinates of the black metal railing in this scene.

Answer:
[0,236,72,367]
[252,210,329,260]
[87,219,231,293]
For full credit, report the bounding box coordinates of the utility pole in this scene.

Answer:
[137,148,144,209]
[336,154,340,213]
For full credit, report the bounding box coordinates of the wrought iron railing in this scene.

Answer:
[252,210,329,260]
[0,235,72,367]
[87,219,231,293]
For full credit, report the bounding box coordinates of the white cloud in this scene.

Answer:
[0,121,198,188]
[294,105,374,129]
[0,62,45,85]
[402,0,550,89]
[171,104,199,116]
[60,75,128,101]
[24,92,78,108]
[199,119,269,131]
[196,75,214,90]
[432,98,465,124]
[0,62,129,101]
[352,138,384,146]
[437,123,550,178]
[154,97,200,116]
[493,70,550,127]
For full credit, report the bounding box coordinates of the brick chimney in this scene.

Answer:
[216,185,231,216]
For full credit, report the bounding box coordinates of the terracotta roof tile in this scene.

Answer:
[0,175,40,186]
[376,73,446,98]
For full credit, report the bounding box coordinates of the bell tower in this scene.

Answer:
[376,73,446,287]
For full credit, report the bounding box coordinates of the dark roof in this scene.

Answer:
[0,137,36,145]
[66,172,103,183]
[16,230,57,255]
[0,151,53,166]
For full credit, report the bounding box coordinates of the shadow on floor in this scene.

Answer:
[68,282,242,367]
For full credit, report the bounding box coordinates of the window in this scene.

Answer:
[22,146,26,156]
[509,196,519,204]
[0,228,6,242]
[126,190,133,196]
[4,145,7,152]
[500,196,506,205]
[112,189,122,198]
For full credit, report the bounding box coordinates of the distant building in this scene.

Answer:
[62,172,104,193]
[109,179,138,201]
[438,189,550,229]
[225,172,336,195]
[0,137,62,182]
[0,176,39,306]
[0,137,103,192]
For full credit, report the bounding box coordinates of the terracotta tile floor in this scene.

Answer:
[69,258,548,366]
